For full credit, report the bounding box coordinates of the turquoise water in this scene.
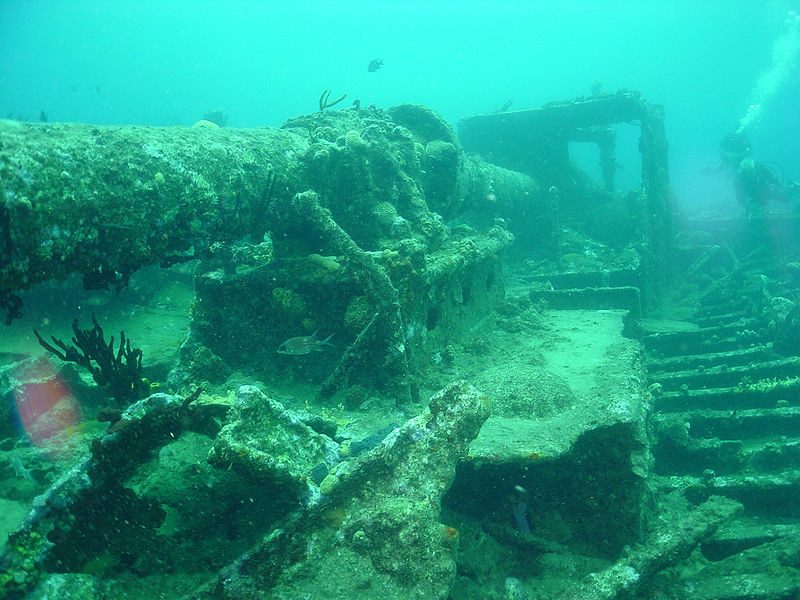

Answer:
[2,2,800,598]
[2,1,799,203]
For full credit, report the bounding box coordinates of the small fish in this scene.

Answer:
[277,331,336,355]
[7,455,35,482]
[367,58,383,72]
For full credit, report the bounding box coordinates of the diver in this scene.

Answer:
[717,132,785,218]
[789,179,800,200]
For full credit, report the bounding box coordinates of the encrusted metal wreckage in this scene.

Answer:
[4,92,779,599]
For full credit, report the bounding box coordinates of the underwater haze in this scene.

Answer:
[2,0,799,209]
[6,2,800,599]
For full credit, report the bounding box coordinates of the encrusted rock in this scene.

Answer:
[187,381,490,600]
[207,385,340,498]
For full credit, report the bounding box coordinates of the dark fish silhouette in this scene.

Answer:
[368,58,383,72]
